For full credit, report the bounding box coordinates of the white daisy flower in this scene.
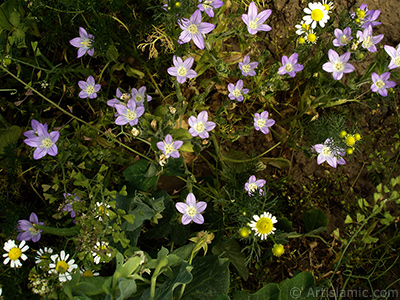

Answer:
[49,250,78,282]
[95,201,111,221]
[295,20,311,36]
[321,0,334,12]
[35,247,54,265]
[80,267,100,277]
[303,2,330,29]
[91,241,112,264]
[249,212,277,240]
[305,29,318,44]
[3,240,29,268]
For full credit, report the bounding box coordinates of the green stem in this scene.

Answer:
[35,224,80,236]
[220,142,281,163]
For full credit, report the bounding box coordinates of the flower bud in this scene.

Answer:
[239,227,251,238]
[272,244,284,257]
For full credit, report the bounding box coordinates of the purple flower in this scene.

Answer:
[188,111,216,139]
[63,193,81,219]
[198,0,223,18]
[254,111,275,134]
[384,44,400,69]
[157,134,183,159]
[69,27,94,58]
[351,4,381,29]
[114,99,145,126]
[245,175,266,196]
[238,55,258,77]
[242,1,272,35]
[17,213,44,242]
[178,10,215,50]
[228,79,249,102]
[175,193,207,225]
[78,76,101,99]
[357,26,383,53]
[107,88,124,108]
[371,72,396,97]
[277,53,304,77]
[167,56,197,84]
[333,27,353,47]
[131,86,152,106]
[24,119,47,139]
[322,49,354,80]
[23,122,59,159]
[313,138,346,168]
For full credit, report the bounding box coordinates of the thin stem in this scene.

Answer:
[220,142,281,163]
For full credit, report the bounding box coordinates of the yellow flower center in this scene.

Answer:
[362,36,373,49]
[256,118,266,128]
[346,135,356,146]
[194,122,205,133]
[41,138,53,149]
[177,66,187,76]
[333,61,344,71]
[307,33,316,42]
[80,39,91,48]
[125,109,137,121]
[272,244,284,256]
[9,247,22,260]
[322,146,331,156]
[284,63,293,72]
[247,183,258,193]
[394,57,400,66]
[249,18,259,30]
[311,9,324,21]
[375,79,385,88]
[86,85,95,94]
[164,143,175,155]
[98,205,109,215]
[302,23,310,30]
[56,260,69,274]
[232,89,241,98]
[255,217,273,234]
[135,94,143,102]
[188,24,199,34]
[239,227,251,238]
[186,206,197,217]
[340,35,348,45]
[202,0,212,9]
[356,10,366,19]
[323,4,330,11]
[241,64,251,73]
[82,270,95,277]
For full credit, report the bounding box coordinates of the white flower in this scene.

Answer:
[35,247,54,265]
[303,2,330,29]
[92,241,112,264]
[249,212,277,240]
[295,20,310,36]
[321,0,334,12]
[96,201,111,221]
[49,250,78,282]
[3,240,29,268]
[305,29,318,44]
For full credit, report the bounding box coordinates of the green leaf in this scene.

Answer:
[123,160,158,191]
[275,217,293,232]
[76,277,106,296]
[9,11,20,27]
[278,271,316,300]
[182,256,230,300]
[122,214,135,224]
[212,239,249,280]
[163,156,185,176]
[232,283,279,300]
[122,202,155,231]
[0,125,22,155]
[344,215,353,224]
[116,278,137,300]
[302,208,329,232]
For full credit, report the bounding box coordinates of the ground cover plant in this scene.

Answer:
[1,0,400,299]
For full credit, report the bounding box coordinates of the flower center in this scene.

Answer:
[394,56,400,66]
[302,23,310,30]
[284,63,293,72]
[307,33,316,42]
[249,18,259,30]
[82,270,95,277]
[177,66,187,77]
[340,35,348,45]
[125,109,137,121]
[232,88,242,98]
[323,4,330,11]
[41,138,53,149]
[201,0,212,9]
[333,61,344,71]
[346,136,356,146]
[247,183,258,193]
[135,94,143,102]
[188,24,199,34]
[375,79,385,88]
[311,9,324,21]
[29,225,40,235]
[362,36,373,49]
[241,64,251,74]
[80,38,91,48]
[98,205,109,215]
[164,143,175,155]
[186,206,197,217]
[86,85,95,95]
[194,122,205,133]
[256,217,273,234]
[9,247,22,260]
[256,118,266,128]
[322,146,332,156]
[56,260,69,274]
[356,10,366,19]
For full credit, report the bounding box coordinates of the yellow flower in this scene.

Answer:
[345,135,356,147]
[339,131,347,138]
[249,212,277,240]
[239,227,251,238]
[272,244,284,257]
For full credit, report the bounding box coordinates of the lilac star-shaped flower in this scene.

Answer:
[178,10,215,49]
[167,56,197,84]
[245,175,266,196]
[313,138,346,168]
[132,86,152,106]
[322,49,354,80]
[254,111,275,134]
[188,111,216,139]
[197,0,223,18]
[69,27,95,58]
[227,79,249,102]
[175,193,207,225]
[157,134,183,159]
[238,55,258,77]
[384,44,400,69]
[114,99,145,126]
[23,122,59,159]
[78,76,101,99]
[332,27,353,47]
[17,212,44,242]
[357,25,383,53]
[371,72,396,97]
[24,119,47,139]
[242,1,272,35]
[277,53,304,77]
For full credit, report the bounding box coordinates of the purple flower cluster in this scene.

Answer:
[239,55,258,77]
[245,175,266,196]
[198,0,223,18]
[168,56,197,84]
[228,80,249,102]
[24,120,59,160]
[333,27,353,47]
[351,4,381,29]
[357,26,383,53]
[114,99,145,126]
[371,72,396,97]
[78,76,101,99]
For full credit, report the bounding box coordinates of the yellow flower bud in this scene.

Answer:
[346,148,354,155]
[298,37,306,44]
[239,227,251,238]
[346,135,356,147]
[272,244,284,257]
[339,131,347,138]
[175,2,181,8]
[354,133,361,141]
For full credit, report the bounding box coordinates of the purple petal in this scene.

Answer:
[242,14,249,26]
[328,49,339,62]
[181,214,192,225]
[371,73,379,82]
[186,70,197,78]
[29,213,39,224]
[198,23,215,35]
[77,48,87,58]
[33,147,48,160]
[317,153,326,165]
[198,111,208,123]
[183,57,194,69]
[176,202,188,214]
[204,121,216,131]
[79,27,88,38]
[186,193,196,206]
[18,220,32,231]
[381,72,391,81]
[257,9,272,24]
[70,37,82,48]
[190,10,202,24]
[322,62,334,73]
[192,34,205,50]
[78,81,87,90]
[340,52,351,63]
[179,31,192,44]
[47,144,58,156]
[168,67,178,77]
[193,214,204,224]
[248,2,258,19]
